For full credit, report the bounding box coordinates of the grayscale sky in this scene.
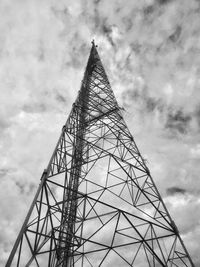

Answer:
[0,0,200,265]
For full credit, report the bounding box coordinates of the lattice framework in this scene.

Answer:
[6,42,194,267]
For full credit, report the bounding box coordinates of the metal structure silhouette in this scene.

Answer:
[6,42,194,267]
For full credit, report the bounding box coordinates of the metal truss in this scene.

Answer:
[6,42,195,266]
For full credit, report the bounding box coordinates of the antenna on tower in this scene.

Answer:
[91,39,98,47]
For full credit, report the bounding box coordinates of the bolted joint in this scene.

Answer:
[40,169,48,180]
[146,168,150,176]
[171,220,179,235]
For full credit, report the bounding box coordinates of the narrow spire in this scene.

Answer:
[91,39,98,48]
[85,40,100,74]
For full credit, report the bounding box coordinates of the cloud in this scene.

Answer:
[166,186,186,195]
[164,193,200,264]
[165,109,191,134]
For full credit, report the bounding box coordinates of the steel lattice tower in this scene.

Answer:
[6,42,194,267]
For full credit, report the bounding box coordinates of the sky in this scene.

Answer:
[0,0,200,265]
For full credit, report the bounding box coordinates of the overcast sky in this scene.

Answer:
[0,0,200,265]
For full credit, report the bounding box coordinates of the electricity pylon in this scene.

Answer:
[6,41,194,267]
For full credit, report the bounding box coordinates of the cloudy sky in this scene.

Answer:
[0,0,200,265]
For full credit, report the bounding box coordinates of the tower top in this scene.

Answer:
[91,39,98,48]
